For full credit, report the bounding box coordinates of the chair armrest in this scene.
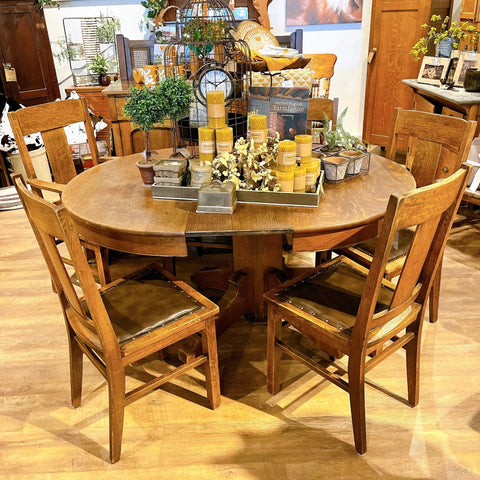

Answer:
[28,179,66,194]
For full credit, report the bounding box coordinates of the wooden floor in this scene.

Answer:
[1,206,480,479]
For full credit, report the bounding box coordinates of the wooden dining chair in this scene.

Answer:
[116,33,155,81]
[8,98,112,285]
[307,97,338,133]
[264,164,470,455]
[307,53,337,98]
[13,172,221,463]
[337,108,476,323]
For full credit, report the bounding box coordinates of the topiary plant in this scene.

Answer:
[123,85,166,163]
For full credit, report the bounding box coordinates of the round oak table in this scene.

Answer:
[62,153,415,328]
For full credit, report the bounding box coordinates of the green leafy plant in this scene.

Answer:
[96,15,121,44]
[157,75,194,121]
[88,54,110,75]
[410,15,477,61]
[182,18,229,57]
[322,108,368,151]
[52,37,80,63]
[123,77,194,161]
[141,0,168,19]
[36,0,60,9]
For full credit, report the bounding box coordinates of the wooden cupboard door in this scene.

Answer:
[460,0,477,20]
[0,1,59,106]
[363,0,432,147]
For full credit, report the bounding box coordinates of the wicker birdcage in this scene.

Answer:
[163,0,252,153]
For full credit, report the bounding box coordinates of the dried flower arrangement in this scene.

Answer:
[211,134,281,191]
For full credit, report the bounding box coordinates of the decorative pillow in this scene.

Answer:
[251,67,314,89]
[0,94,44,154]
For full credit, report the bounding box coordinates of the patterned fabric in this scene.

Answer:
[251,68,314,89]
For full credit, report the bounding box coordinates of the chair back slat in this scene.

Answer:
[386,108,476,188]
[8,98,100,188]
[354,165,471,340]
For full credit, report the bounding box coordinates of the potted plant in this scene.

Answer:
[123,76,194,186]
[410,15,478,61]
[157,75,194,154]
[320,108,369,182]
[123,84,167,186]
[87,53,111,86]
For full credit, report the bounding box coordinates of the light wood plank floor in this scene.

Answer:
[1,207,480,479]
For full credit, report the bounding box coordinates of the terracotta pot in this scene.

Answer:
[136,160,155,187]
[98,74,111,86]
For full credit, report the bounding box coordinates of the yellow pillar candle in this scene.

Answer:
[198,126,216,163]
[216,127,233,153]
[207,90,226,129]
[276,170,294,192]
[276,164,296,172]
[300,156,312,166]
[295,134,312,160]
[294,165,307,192]
[277,140,297,167]
[249,114,268,145]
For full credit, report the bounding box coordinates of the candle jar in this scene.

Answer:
[189,159,213,188]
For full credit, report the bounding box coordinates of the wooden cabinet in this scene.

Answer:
[460,0,480,22]
[0,0,59,106]
[102,80,172,156]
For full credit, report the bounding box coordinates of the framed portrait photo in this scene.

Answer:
[453,51,480,87]
[417,56,450,86]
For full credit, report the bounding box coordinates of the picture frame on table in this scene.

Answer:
[417,56,450,85]
[453,51,480,87]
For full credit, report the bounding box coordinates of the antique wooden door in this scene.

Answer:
[0,0,59,106]
[363,0,441,147]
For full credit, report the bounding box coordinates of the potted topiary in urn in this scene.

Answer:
[123,76,194,186]
[123,84,166,186]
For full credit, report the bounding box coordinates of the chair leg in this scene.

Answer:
[405,330,420,408]
[348,358,367,455]
[201,318,221,410]
[429,259,442,323]
[94,246,111,286]
[67,327,83,408]
[108,371,126,464]
[267,309,283,395]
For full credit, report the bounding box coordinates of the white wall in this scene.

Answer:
[44,0,372,136]
[269,0,372,136]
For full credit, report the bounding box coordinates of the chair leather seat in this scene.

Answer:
[84,267,204,346]
[276,262,394,334]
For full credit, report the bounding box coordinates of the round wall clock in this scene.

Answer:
[195,65,234,104]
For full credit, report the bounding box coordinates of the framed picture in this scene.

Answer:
[453,51,480,87]
[286,0,363,26]
[443,55,460,86]
[417,56,450,86]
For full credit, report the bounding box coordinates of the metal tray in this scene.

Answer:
[152,171,324,207]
